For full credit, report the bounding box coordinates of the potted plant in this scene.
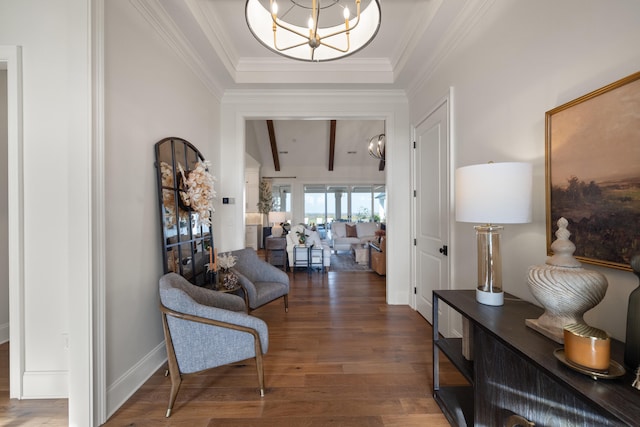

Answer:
[296,229,307,246]
[257,179,273,225]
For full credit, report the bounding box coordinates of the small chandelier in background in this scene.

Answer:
[245,0,381,62]
[368,134,385,161]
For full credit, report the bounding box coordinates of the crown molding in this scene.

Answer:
[234,57,394,84]
[407,0,496,97]
[222,88,408,107]
[389,0,444,76]
[183,0,239,79]
[131,0,225,100]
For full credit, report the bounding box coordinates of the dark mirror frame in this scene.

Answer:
[154,137,215,285]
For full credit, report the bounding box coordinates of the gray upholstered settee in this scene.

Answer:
[330,221,380,252]
[158,272,268,417]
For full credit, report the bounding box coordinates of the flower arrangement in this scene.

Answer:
[160,161,188,227]
[177,160,216,226]
[217,252,238,272]
[216,252,239,290]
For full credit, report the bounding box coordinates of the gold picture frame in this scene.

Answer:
[546,71,640,271]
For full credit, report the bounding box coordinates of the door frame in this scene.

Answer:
[1,45,25,399]
[411,88,454,333]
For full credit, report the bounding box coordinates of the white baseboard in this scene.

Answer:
[106,341,167,419]
[22,371,68,398]
[0,322,8,344]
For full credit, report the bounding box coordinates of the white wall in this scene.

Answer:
[409,0,640,340]
[0,69,8,343]
[103,0,222,417]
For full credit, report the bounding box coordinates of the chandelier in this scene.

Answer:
[368,133,385,161]
[245,0,381,62]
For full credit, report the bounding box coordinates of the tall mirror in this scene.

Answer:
[154,137,215,286]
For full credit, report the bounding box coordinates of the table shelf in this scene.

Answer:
[432,290,640,426]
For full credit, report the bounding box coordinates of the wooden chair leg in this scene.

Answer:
[255,352,265,397]
[284,294,289,313]
[166,367,182,417]
[162,312,183,417]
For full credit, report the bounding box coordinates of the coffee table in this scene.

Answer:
[350,243,369,265]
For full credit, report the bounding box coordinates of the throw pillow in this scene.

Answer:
[346,224,357,238]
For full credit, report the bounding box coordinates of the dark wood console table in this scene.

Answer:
[432,290,640,426]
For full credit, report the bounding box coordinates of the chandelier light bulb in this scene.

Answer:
[344,7,350,20]
[271,0,277,15]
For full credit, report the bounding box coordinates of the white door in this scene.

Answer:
[414,93,450,327]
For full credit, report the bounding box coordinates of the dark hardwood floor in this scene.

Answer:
[1,266,462,426]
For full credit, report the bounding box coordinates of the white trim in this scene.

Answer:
[92,0,107,424]
[106,342,167,419]
[131,0,225,100]
[1,45,25,400]
[407,0,495,98]
[22,371,69,399]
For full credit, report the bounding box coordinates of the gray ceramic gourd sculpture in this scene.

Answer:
[525,217,608,343]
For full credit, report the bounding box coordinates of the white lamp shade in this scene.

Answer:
[268,211,286,225]
[455,162,533,224]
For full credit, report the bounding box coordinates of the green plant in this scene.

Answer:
[257,179,274,216]
[296,230,307,245]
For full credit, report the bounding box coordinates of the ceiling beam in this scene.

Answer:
[328,120,336,171]
[266,120,281,171]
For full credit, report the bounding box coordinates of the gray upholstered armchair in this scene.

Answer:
[159,272,269,417]
[230,248,290,312]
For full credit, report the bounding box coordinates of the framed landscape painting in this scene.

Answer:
[546,71,640,271]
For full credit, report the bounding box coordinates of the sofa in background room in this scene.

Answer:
[330,221,380,252]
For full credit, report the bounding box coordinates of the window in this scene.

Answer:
[327,185,348,223]
[304,184,386,225]
[303,185,327,226]
[272,184,291,212]
[351,186,373,222]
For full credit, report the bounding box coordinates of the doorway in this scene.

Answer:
[413,90,452,333]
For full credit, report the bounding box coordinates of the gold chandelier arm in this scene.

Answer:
[319,36,351,54]
[273,37,311,52]
[271,16,309,41]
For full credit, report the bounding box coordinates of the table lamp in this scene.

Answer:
[455,162,533,306]
[269,211,287,237]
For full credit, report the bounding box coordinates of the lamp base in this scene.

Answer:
[476,289,504,306]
